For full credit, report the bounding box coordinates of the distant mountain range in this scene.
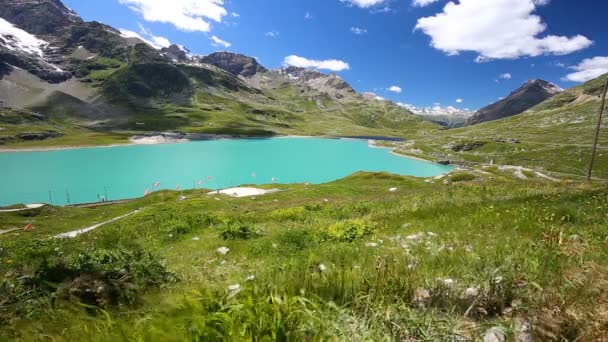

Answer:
[400,104,475,128]
[0,0,438,144]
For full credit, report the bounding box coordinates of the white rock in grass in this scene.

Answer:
[192,237,200,241]
[443,278,455,287]
[318,263,327,273]
[216,247,230,255]
[179,196,187,201]
[365,242,379,248]
[465,287,480,297]
[483,327,506,342]
[406,233,423,241]
[389,187,398,192]
[227,284,241,294]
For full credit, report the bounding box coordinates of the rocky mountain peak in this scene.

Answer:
[521,79,564,95]
[161,44,192,63]
[466,79,563,126]
[0,0,82,36]
[200,52,266,77]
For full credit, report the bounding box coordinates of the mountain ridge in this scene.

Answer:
[465,79,563,126]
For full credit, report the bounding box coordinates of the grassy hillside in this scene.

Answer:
[1,171,607,340]
[396,74,608,179]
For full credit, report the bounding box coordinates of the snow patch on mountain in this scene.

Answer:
[0,18,47,56]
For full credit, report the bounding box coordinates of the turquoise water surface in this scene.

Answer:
[0,138,452,206]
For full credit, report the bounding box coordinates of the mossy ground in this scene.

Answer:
[1,171,607,340]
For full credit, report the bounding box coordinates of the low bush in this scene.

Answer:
[450,173,477,183]
[219,224,260,240]
[321,218,375,242]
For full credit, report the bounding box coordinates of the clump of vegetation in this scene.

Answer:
[0,239,175,322]
[219,223,260,240]
[450,172,477,182]
[321,218,375,242]
[450,140,487,152]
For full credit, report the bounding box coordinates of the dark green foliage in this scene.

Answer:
[451,140,487,152]
[219,224,259,240]
[450,172,477,182]
[0,239,174,322]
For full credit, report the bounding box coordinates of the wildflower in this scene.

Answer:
[246,275,256,281]
[318,263,327,273]
[443,278,455,287]
[365,242,379,248]
[427,232,438,237]
[389,187,398,192]
[217,247,230,255]
[192,237,200,241]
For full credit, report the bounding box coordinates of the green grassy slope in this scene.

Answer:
[1,171,607,340]
[399,74,608,178]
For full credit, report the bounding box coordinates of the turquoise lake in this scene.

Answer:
[0,138,452,206]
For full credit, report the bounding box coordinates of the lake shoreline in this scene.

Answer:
[0,133,408,153]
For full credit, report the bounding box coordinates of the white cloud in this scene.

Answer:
[456,98,463,103]
[119,25,171,49]
[500,73,512,80]
[564,56,608,83]
[305,12,313,20]
[341,0,387,8]
[415,0,592,61]
[350,27,368,35]
[231,12,239,17]
[118,0,228,32]
[284,55,350,72]
[210,35,231,48]
[412,0,441,7]
[265,31,279,38]
[388,85,402,93]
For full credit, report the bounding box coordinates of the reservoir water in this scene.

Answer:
[0,137,452,206]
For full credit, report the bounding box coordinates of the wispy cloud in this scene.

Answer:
[210,35,231,48]
[118,0,228,32]
[564,56,608,82]
[284,55,350,72]
[412,0,441,7]
[350,27,368,35]
[119,23,171,49]
[265,31,279,38]
[340,0,388,8]
[387,85,402,93]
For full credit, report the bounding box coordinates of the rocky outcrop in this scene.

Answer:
[466,79,563,125]
[0,0,81,36]
[200,52,266,77]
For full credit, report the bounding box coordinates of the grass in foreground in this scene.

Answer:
[1,171,607,341]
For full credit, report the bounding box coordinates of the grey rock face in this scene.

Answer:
[466,79,563,125]
[200,52,266,77]
[0,0,82,35]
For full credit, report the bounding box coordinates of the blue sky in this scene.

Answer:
[63,0,608,111]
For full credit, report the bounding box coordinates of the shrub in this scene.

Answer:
[450,173,477,183]
[219,224,259,240]
[321,219,375,242]
[269,207,308,221]
[0,240,175,320]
